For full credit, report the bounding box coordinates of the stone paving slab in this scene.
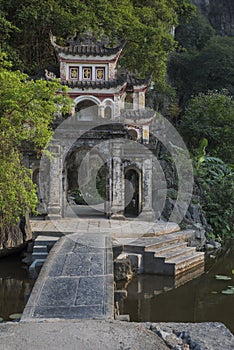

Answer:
[22,233,114,321]
[30,218,180,238]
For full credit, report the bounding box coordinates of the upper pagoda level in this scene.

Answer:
[50,32,125,84]
[49,32,151,122]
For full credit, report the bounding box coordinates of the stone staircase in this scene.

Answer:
[122,229,205,276]
[29,236,59,278]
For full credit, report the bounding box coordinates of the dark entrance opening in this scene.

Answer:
[124,168,140,217]
[75,100,98,120]
[65,147,107,217]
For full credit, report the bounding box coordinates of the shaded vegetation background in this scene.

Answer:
[0,0,233,241]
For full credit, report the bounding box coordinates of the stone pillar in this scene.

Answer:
[138,91,145,109]
[99,103,105,118]
[110,140,125,219]
[47,145,62,219]
[140,155,154,220]
[133,92,138,110]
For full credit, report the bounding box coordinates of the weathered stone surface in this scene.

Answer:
[0,213,32,256]
[114,258,133,281]
[37,277,79,307]
[150,322,234,350]
[22,233,114,321]
[0,320,168,350]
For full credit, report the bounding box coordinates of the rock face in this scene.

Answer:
[192,0,234,36]
[114,259,133,281]
[0,213,32,257]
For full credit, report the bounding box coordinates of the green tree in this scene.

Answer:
[168,36,234,106]
[0,53,70,234]
[1,0,195,84]
[175,12,215,51]
[195,154,234,239]
[179,90,234,164]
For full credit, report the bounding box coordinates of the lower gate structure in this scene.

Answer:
[27,32,157,221]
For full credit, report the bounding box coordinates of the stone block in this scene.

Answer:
[75,276,106,306]
[37,277,79,307]
[33,305,103,319]
[62,253,104,276]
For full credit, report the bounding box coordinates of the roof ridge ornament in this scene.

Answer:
[66,31,100,46]
[45,69,56,81]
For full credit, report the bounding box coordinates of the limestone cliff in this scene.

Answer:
[192,0,234,36]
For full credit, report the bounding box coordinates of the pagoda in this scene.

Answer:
[49,31,151,120]
[30,32,156,220]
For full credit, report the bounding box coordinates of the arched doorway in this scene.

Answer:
[125,93,133,110]
[124,168,141,217]
[65,147,107,217]
[128,129,138,141]
[104,106,112,119]
[75,100,99,120]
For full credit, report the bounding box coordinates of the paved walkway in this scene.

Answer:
[22,233,113,321]
[30,217,180,239]
[23,217,180,322]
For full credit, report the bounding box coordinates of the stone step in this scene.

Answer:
[149,242,189,256]
[144,230,195,251]
[35,235,59,246]
[124,230,195,254]
[155,247,197,261]
[33,245,48,253]
[166,251,205,275]
[32,252,48,261]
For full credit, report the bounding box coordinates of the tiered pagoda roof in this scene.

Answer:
[50,31,125,57]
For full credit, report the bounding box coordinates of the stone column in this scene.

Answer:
[133,92,138,110]
[47,145,62,219]
[99,103,105,118]
[140,155,154,220]
[138,91,145,109]
[110,140,125,219]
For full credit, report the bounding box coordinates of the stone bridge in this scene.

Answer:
[22,217,205,321]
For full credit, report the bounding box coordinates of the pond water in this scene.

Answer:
[119,239,234,333]
[0,241,233,332]
[0,254,34,321]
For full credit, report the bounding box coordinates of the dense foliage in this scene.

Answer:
[180,91,234,164]
[198,157,234,238]
[168,11,234,107]
[0,0,194,85]
[166,8,234,238]
[0,0,233,240]
[193,138,234,239]
[0,54,70,231]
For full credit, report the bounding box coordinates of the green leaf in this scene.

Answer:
[221,289,234,295]
[9,313,22,320]
[215,275,232,281]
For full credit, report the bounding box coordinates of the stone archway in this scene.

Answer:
[64,147,107,217]
[124,168,141,217]
[75,100,99,120]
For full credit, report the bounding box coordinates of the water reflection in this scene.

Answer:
[119,240,234,333]
[0,255,34,320]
